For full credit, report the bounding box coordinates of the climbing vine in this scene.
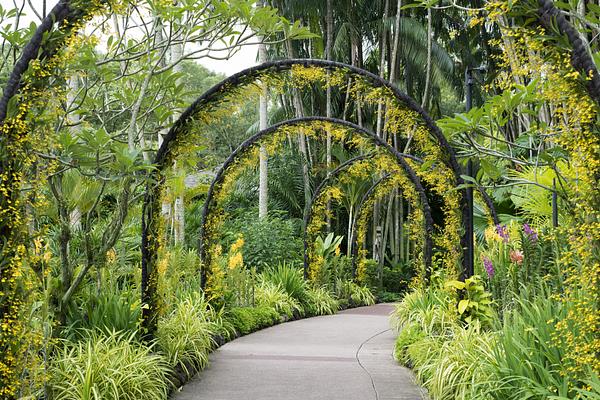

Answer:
[0,1,116,396]
[481,0,600,377]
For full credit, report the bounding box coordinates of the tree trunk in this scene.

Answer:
[172,38,185,245]
[421,7,432,109]
[373,0,389,259]
[326,0,333,230]
[258,20,268,219]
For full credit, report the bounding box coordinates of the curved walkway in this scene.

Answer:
[173,304,427,400]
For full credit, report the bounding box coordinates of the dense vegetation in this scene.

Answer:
[0,0,599,399]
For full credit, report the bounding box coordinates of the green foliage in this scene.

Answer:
[262,262,309,305]
[334,279,375,308]
[304,286,339,316]
[445,275,495,327]
[255,280,302,318]
[413,327,497,400]
[221,213,303,270]
[390,287,456,336]
[394,322,426,365]
[155,293,219,378]
[314,233,343,260]
[489,294,575,400]
[64,287,141,340]
[157,246,203,311]
[50,331,170,400]
[227,306,281,336]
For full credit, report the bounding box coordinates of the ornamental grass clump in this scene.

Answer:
[263,262,309,306]
[334,279,375,307]
[50,331,170,400]
[255,280,303,318]
[305,286,339,316]
[155,293,218,378]
[488,294,576,400]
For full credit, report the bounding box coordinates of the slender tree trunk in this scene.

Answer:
[389,0,402,262]
[258,22,268,219]
[286,38,311,214]
[172,39,185,245]
[373,0,389,259]
[421,7,432,109]
[326,0,333,230]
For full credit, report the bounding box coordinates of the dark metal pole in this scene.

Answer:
[464,69,475,279]
[465,69,473,112]
[466,159,474,278]
[552,178,558,228]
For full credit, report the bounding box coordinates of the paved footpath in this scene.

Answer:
[173,303,427,400]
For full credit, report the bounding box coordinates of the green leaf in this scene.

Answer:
[480,159,502,180]
[445,280,465,290]
[458,299,470,314]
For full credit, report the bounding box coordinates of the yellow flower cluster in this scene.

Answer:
[486,2,600,377]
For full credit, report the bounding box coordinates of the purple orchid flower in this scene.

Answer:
[483,257,495,279]
[523,223,538,243]
[496,224,509,243]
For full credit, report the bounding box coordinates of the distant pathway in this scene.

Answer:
[173,304,427,400]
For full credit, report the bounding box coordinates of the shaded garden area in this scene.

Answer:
[0,0,599,399]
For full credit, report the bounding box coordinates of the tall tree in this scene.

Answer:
[258,0,269,219]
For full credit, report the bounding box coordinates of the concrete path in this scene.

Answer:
[173,303,426,400]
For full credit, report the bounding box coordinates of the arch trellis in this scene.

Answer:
[301,150,434,280]
[351,173,391,278]
[198,117,435,285]
[1,0,598,388]
[303,150,499,283]
[141,59,476,333]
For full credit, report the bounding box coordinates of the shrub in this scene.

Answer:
[262,262,309,305]
[445,275,496,328]
[155,293,218,378]
[227,306,280,336]
[305,286,339,316]
[64,286,141,340]
[334,279,376,307]
[50,331,170,400]
[255,280,302,317]
[220,212,303,269]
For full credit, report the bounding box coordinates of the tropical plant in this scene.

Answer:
[220,212,303,270]
[255,280,303,318]
[155,293,218,378]
[305,286,339,316]
[445,275,495,328]
[262,262,309,305]
[334,279,375,307]
[50,331,170,400]
[64,286,141,340]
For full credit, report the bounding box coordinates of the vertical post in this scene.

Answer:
[464,68,475,280]
[465,69,473,112]
[466,159,474,278]
[552,178,558,228]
